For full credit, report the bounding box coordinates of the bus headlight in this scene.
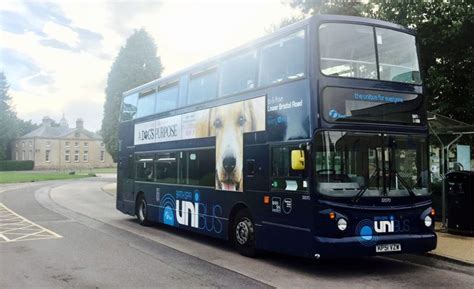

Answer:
[424,215,432,227]
[337,218,348,231]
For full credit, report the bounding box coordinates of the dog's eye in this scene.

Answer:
[238,116,246,126]
[214,118,222,128]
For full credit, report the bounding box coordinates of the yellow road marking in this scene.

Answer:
[0,203,62,243]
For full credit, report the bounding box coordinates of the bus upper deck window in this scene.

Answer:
[121,93,138,121]
[319,23,377,80]
[220,51,258,96]
[188,69,218,105]
[155,83,179,114]
[136,89,156,118]
[376,28,421,84]
[260,30,305,86]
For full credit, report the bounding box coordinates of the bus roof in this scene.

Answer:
[123,14,413,97]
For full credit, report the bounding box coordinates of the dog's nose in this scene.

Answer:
[223,156,236,173]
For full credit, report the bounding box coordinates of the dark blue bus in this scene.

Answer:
[116,15,436,258]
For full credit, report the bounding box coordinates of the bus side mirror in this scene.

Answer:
[291,150,305,170]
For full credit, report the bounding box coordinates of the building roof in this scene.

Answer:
[19,116,102,140]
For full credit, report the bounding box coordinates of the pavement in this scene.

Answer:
[1,177,473,288]
[432,223,474,265]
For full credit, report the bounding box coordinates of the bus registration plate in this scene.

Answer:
[376,243,401,253]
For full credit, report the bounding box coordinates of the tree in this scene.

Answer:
[101,29,163,161]
[0,72,18,160]
[0,73,39,160]
[286,0,474,124]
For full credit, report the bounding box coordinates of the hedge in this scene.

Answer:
[0,160,34,171]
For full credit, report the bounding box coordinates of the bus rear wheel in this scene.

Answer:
[233,208,257,257]
[136,194,150,226]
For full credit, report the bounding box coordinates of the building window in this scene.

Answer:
[65,150,70,162]
[74,150,79,162]
[21,150,25,160]
[65,141,70,147]
[83,150,88,162]
[45,150,51,162]
[15,151,18,160]
[46,141,51,148]
[84,142,88,148]
[28,141,32,148]
[100,150,105,162]
[28,150,32,160]
[75,142,79,147]
[22,142,25,148]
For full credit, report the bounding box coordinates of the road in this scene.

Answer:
[1,177,473,288]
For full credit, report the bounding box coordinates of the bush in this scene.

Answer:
[0,160,34,171]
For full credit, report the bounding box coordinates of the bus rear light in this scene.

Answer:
[263,195,270,204]
[329,212,335,220]
[431,208,435,216]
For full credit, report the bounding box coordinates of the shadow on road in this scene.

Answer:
[120,218,423,279]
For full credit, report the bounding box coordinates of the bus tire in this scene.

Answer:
[233,208,257,257]
[136,194,150,226]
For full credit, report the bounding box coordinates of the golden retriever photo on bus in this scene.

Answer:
[210,96,265,191]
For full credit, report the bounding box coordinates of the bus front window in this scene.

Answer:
[315,131,429,198]
[319,23,422,85]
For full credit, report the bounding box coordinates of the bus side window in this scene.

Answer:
[155,152,178,184]
[121,93,138,121]
[155,83,179,114]
[246,159,256,176]
[220,50,258,96]
[260,30,305,86]
[180,149,215,187]
[136,89,157,118]
[188,69,218,105]
[136,154,154,182]
[271,146,307,192]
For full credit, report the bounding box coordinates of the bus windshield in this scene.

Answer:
[319,23,421,84]
[315,131,429,197]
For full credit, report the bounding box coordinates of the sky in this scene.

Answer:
[0,0,299,132]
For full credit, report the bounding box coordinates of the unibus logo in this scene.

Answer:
[176,199,199,228]
[374,217,395,233]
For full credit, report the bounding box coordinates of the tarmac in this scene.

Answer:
[101,182,474,267]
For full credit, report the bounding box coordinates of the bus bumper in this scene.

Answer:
[313,233,437,258]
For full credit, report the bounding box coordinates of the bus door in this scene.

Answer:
[116,153,136,214]
[261,144,313,255]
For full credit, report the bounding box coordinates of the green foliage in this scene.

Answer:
[286,0,474,124]
[0,72,18,160]
[0,160,34,171]
[101,29,163,161]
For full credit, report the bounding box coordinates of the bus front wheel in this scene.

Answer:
[233,208,257,257]
[136,194,150,226]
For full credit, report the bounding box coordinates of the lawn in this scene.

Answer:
[0,167,117,184]
[0,171,94,184]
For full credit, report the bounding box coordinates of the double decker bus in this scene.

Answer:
[116,15,436,258]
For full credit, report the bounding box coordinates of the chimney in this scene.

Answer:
[42,116,52,127]
[76,118,84,130]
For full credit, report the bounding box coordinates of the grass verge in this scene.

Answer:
[0,171,93,184]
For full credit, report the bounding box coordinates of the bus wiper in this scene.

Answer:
[352,168,379,203]
[391,170,417,198]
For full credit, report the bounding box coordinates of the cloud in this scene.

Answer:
[1,0,297,132]
[42,21,79,47]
